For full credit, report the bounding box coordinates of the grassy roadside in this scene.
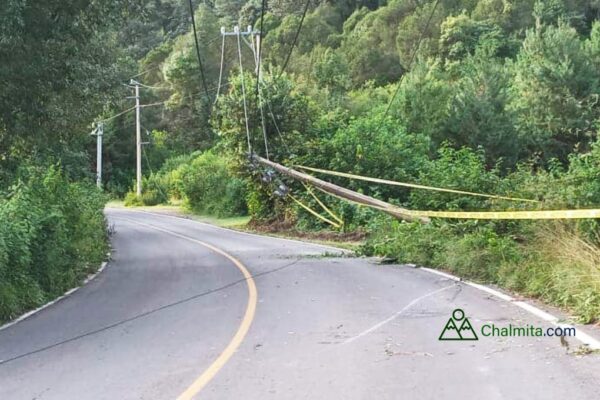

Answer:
[107,201,361,251]
[362,218,600,325]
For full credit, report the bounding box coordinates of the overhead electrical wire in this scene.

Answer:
[265,95,291,154]
[137,82,171,90]
[97,106,136,123]
[278,0,311,77]
[140,101,168,108]
[187,0,210,101]
[295,165,539,203]
[381,0,441,120]
[128,67,159,80]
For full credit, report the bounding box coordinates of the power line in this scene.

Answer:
[97,106,136,123]
[278,0,311,77]
[381,0,441,120]
[0,258,301,366]
[187,0,210,101]
[265,95,291,154]
[137,82,171,90]
[128,67,158,80]
[140,101,168,108]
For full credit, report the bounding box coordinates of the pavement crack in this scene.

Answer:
[0,259,303,367]
[342,283,459,345]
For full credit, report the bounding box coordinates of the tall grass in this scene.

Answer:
[362,218,600,323]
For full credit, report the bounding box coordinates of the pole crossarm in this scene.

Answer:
[254,156,430,224]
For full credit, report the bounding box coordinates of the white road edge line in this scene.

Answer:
[420,267,600,350]
[0,256,111,332]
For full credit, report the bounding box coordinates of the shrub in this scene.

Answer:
[409,144,501,211]
[124,191,143,207]
[178,152,248,217]
[0,166,108,322]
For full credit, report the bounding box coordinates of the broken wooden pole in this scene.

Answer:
[254,156,429,224]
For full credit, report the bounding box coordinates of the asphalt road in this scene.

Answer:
[1,208,599,399]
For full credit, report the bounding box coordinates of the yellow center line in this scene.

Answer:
[115,217,257,399]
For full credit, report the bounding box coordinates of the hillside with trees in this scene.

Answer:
[3,0,600,323]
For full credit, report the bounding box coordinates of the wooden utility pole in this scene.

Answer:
[255,156,429,223]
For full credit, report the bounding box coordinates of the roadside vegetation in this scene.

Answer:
[0,168,108,323]
[0,1,134,321]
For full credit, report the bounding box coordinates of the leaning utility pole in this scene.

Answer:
[130,79,142,197]
[254,156,430,224]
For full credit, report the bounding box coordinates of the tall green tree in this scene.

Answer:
[509,20,600,161]
[0,0,135,182]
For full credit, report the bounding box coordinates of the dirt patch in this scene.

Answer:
[247,218,367,243]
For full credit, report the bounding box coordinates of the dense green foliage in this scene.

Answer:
[0,1,135,320]
[128,152,248,217]
[0,168,108,322]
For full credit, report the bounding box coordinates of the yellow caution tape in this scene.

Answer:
[302,183,344,225]
[296,165,539,204]
[311,185,600,221]
[406,208,600,220]
[289,194,342,228]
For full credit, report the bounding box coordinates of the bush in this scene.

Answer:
[178,152,248,217]
[410,144,501,211]
[124,191,143,207]
[0,166,108,322]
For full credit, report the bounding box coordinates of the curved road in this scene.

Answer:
[1,208,599,399]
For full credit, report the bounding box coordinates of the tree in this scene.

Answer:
[439,12,510,61]
[215,0,245,25]
[508,20,600,162]
[0,0,135,180]
[212,70,318,164]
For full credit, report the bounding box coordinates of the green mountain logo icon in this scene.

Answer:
[439,308,479,341]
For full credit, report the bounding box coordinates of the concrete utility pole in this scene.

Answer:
[96,122,103,189]
[130,79,142,197]
[91,122,104,189]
